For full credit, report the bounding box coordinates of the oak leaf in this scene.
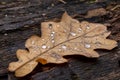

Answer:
[8,12,117,77]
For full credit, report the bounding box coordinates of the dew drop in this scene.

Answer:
[42,13,46,16]
[32,41,35,45]
[51,33,54,37]
[58,49,62,51]
[78,28,82,32]
[86,25,90,29]
[62,45,67,50]
[5,14,8,17]
[57,25,60,27]
[64,30,67,32]
[52,40,55,43]
[95,42,101,47]
[51,37,54,39]
[59,39,62,41]
[48,46,50,49]
[42,45,47,49]
[4,33,8,36]
[76,21,79,23]
[85,44,91,48]
[70,32,76,36]
[48,24,52,29]
[51,32,55,37]
[52,32,55,34]
[33,50,37,53]
[42,39,45,41]
[51,53,61,59]
[74,47,78,50]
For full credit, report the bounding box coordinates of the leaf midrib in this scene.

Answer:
[15,27,102,71]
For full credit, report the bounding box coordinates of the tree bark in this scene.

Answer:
[0,0,120,80]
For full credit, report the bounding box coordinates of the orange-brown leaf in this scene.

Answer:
[8,12,117,77]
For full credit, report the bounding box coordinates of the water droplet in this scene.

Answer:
[70,32,76,36]
[48,24,52,28]
[42,39,45,41]
[52,32,55,34]
[85,44,91,48]
[64,30,67,32]
[5,14,8,17]
[51,3,54,7]
[51,33,54,37]
[50,53,61,59]
[51,32,55,37]
[58,49,62,51]
[4,33,8,36]
[29,13,32,14]
[33,50,37,53]
[42,45,47,49]
[52,40,55,43]
[57,25,60,27]
[76,21,79,23]
[95,42,101,47]
[59,39,62,41]
[48,46,50,49]
[74,47,78,50]
[86,25,90,29]
[78,28,82,32]
[51,36,54,39]
[42,13,46,16]
[32,41,35,45]
[62,45,67,50]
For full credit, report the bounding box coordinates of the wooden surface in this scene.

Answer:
[0,0,120,80]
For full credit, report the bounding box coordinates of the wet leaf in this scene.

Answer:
[8,12,117,77]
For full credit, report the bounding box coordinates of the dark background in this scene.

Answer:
[0,0,120,80]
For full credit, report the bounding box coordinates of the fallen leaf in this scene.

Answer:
[8,12,117,77]
[85,8,107,18]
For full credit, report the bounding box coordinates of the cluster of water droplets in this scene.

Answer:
[41,23,92,52]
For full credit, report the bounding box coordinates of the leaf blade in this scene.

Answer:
[8,12,117,77]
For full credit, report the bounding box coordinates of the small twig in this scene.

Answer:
[58,0,66,4]
[111,5,120,11]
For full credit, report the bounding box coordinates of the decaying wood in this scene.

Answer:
[0,0,120,80]
[0,0,109,32]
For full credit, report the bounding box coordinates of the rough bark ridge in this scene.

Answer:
[0,0,120,80]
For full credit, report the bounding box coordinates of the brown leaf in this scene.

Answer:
[8,12,117,77]
[85,8,107,18]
